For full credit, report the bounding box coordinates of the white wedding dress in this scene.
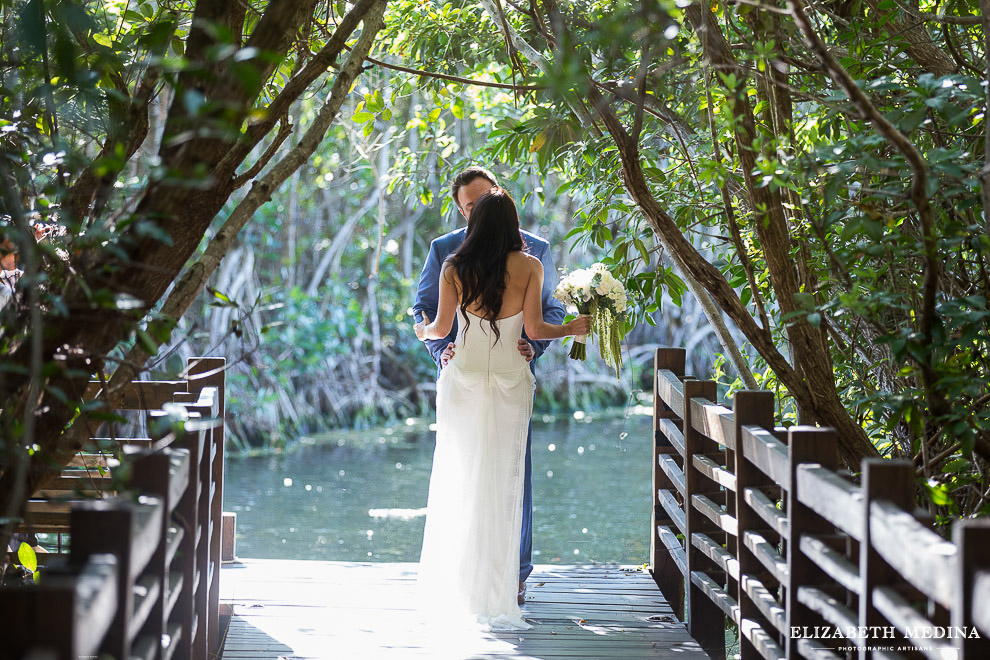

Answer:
[418,308,534,631]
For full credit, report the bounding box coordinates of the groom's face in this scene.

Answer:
[456,177,496,221]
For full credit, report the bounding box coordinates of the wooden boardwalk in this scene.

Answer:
[219,560,709,659]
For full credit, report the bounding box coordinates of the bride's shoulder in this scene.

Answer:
[508,251,543,272]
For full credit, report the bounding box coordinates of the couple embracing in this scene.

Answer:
[412,166,589,630]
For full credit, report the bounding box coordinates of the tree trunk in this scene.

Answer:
[590,85,878,465]
[0,0,388,546]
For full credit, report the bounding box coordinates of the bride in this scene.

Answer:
[413,186,590,630]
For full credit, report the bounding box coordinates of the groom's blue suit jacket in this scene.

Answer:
[413,227,566,367]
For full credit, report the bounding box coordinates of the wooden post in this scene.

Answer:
[786,426,840,659]
[173,427,204,660]
[70,499,163,660]
[222,512,237,562]
[127,448,176,658]
[953,518,990,659]
[652,347,685,615]
[733,390,776,659]
[860,459,914,660]
[187,356,226,656]
[683,377,725,660]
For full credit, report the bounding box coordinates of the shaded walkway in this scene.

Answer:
[219,560,708,658]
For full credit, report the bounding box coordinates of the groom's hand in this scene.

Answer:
[440,343,456,367]
[517,339,535,362]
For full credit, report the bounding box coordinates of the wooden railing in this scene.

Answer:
[0,357,226,660]
[649,347,990,660]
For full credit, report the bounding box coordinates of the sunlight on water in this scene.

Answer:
[225,414,651,563]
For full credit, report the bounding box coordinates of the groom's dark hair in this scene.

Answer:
[450,166,499,209]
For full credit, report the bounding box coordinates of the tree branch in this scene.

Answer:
[231,114,293,190]
[98,0,387,408]
[478,0,596,128]
[217,0,378,175]
[789,0,944,419]
[363,53,543,90]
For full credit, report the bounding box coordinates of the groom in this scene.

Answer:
[413,165,566,604]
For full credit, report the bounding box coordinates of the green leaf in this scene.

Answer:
[136,328,158,354]
[208,287,232,304]
[633,238,650,264]
[922,479,952,506]
[18,541,38,573]
[792,292,816,310]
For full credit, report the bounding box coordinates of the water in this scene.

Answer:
[224,412,652,565]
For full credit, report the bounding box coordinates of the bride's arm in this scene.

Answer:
[523,259,590,340]
[415,262,458,341]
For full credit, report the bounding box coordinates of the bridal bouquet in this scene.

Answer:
[553,263,627,378]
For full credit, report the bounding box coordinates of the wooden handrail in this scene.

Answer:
[649,346,990,660]
[1,356,226,660]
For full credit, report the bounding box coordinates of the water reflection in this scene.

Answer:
[225,414,651,564]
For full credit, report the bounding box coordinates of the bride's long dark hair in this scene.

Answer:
[447,186,526,342]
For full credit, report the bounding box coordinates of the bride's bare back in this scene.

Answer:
[459,251,535,320]
[415,250,588,342]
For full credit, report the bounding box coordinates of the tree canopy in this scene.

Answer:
[1,0,989,549]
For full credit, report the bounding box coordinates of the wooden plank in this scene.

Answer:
[692,494,737,537]
[219,561,709,659]
[68,453,112,468]
[691,532,738,581]
[73,554,119,657]
[872,585,955,659]
[86,380,187,410]
[953,520,990,657]
[799,534,859,594]
[659,454,686,495]
[738,616,785,660]
[657,525,687,577]
[657,369,685,418]
[690,398,736,451]
[796,464,864,541]
[130,573,161,642]
[163,622,183,660]
[861,460,915,645]
[741,426,790,490]
[868,499,956,609]
[740,574,785,635]
[658,488,686,536]
[974,570,990,637]
[658,418,686,456]
[744,487,788,540]
[786,426,842,660]
[692,454,737,492]
[90,437,153,449]
[742,530,788,585]
[796,587,859,642]
[689,570,738,623]
[731,390,777,660]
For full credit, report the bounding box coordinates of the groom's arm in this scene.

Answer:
[528,240,566,362]
[413,238,454,365]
